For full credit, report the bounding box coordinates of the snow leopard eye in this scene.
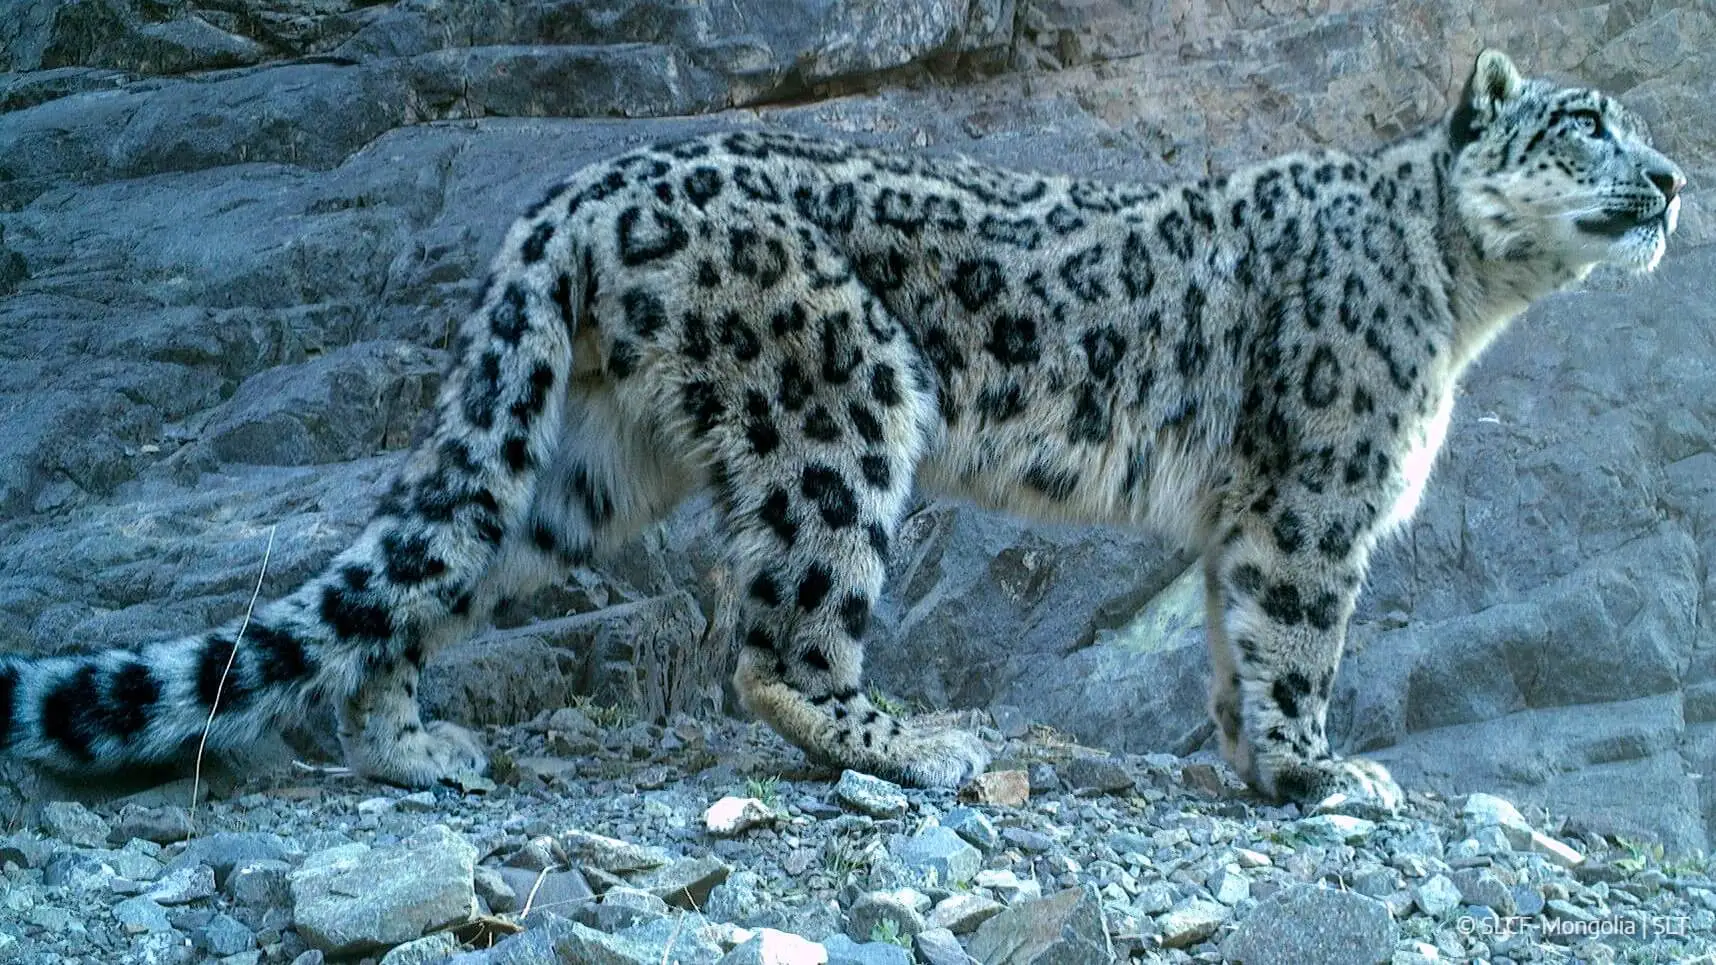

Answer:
[1568,109,1606,140]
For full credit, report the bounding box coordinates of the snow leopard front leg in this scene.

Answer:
[1205,485,1402,814]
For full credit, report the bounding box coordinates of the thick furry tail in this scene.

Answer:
[0,214,584,778]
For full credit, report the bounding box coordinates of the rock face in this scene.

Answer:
[2,0,1715,850]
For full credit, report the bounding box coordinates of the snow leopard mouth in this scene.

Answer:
[1578,196,1678,240]
[1575,209,1658,238]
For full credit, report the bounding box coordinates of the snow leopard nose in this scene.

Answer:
[1647,165,1686,203]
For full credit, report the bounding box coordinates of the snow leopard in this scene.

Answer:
[0,50,1684,812]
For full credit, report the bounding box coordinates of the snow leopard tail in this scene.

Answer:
[0,211,585,777]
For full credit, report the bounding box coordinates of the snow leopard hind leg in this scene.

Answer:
[718,320,992,789]
[622,268,990,789]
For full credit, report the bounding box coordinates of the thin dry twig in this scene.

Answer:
[518,864,555,921]
[188,524,277,836]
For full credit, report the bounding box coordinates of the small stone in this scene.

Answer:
[147,864,217,905]
[928,894,1004,934]
[991,705,1032,739]
[1392,853,1431,879]
[44,851,115,891]
[397,790,440,812]
[706,870,769,926]
[706,797,775,837]
[1633,869,1668,896]
[1547,898,1595,922]
[1001,828,1054,854]
[1512,885,1546,917]
[1527,830,1585,868]
[1179,763,1228,798]
[974,869,1041,904]
[0,833,54,869]
[1104,906,1151,958]
[959,771,1029,807]
[503,836,561,872]
[474,865,517,914]
[1294,814,1376,845]
[1153,827,1190,849]
[227,859,293,907]
[356,797,395,816]
[111,805,195,845]
[548,706,598,734]
[1209,866,1250,905]
[1350,866,1400,900]
[558,828,672,872]
[717,928,829,965]
[105,846,165,881]
[629,856,732,908]
[1058,757,1133,794]
[1573,861,1623,885]
[515,757,581,784]
[1132,883,1176,915]
[451,774,496,794]
[289,824,477,956]
[1155,899,1228,949]
[1461,793,1528,830]
[1234,848,1271,869]
[913,927,974,965]
[1040,854,1080,878]
[1222,884,1397,965]
[169,832,295,888]
[39,802,111,848]
[578,886,672,932]
[27,904,80,932]
[822,934,911,965]
[1469,826,1511,855]
[113,896,173,934]
[1451,869,1515,915]
[1026,763,1060,791]
[197,913,254,956]
[836,771,909,818]
[378,932,460,965]
[848,890,928,941]
[1394,941,1441,965]
[1412,875,1462,918]
[942,809,999,852]
[891,826,982,887]
[1108,832,1151,855]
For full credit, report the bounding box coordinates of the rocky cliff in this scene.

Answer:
[2,0,1714,854]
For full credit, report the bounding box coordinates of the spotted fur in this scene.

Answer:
[0,52,1684,804]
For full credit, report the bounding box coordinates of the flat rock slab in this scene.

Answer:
[289,824,477,956]
[627,856,732,909]
[547,916,728,965]
[1222,884,1398,965]
[835,771,909,818]
[967,885,1112,965]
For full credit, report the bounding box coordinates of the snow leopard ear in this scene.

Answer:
[1449,49,1524,151]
